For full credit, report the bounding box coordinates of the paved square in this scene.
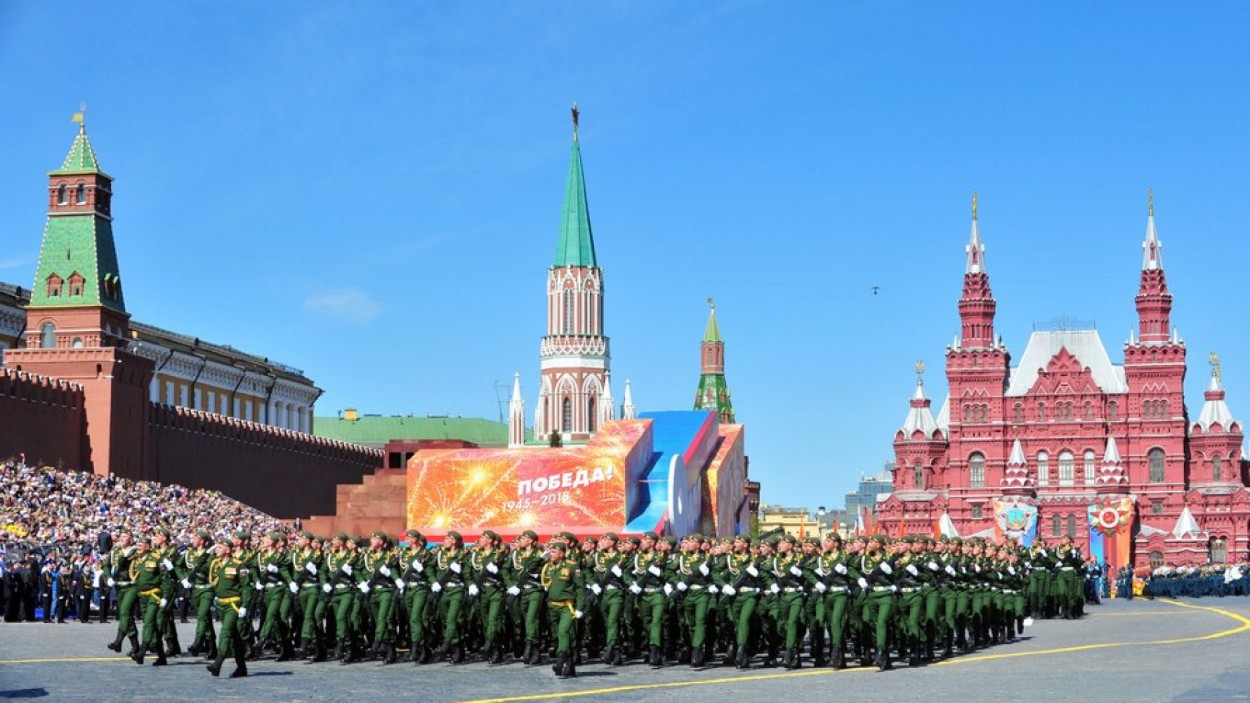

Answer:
[2,598,1248,703]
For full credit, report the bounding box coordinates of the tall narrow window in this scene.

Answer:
[1211,538,1227,564]
[57,184,67,205]
[40,322,56,349]
[1084,450,1096,486]
[1037,451,1050,487]
[75,184,86,204]
[969,453,985,488]
[587,397,596,433]
[1058,451,1075,487]
[914,463,924,489]
[1213,455,1223,482]
[1038,403,1046,422]
[1108,402,1118,421]
[584,290,593,334]
[1066,514,1076,538]
[561,397,572,433]
[563,290,573,334]
[1149,448,1165,483]
[1051,514,1061,537]
[1014,404,1023,422]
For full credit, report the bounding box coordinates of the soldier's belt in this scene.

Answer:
[827,586,848,593]
[1060,567,1077,571]
[193,584,213,590]
[605,584,619,591]
[115,581,132,587]
[782,587,803,593]
[643,587,663,593]
[264,583,282,589]
[871,586,894,592]
[139,587,161,600]
[301,583,319,589]
[737,586,759,593]
[406,582,427,588]
[689,584,706,590]
[899,587,920,593]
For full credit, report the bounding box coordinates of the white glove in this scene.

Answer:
[722,585,736,596]
[974,564,982,573]
[357,581,370,593]
[890,585,899,592]
[590,584,602,595]
[629,584,642,595]
[380,565,391,577]
[486,563,498,574]
[790,565,803,577]
[306,562,318,575]
[945,565,957,576]
[663,584,673,596]
[906,565,919,576]
[857,577,869,589]
[288,582,298,594]
[238,608,248,619]
[677,582,688,592]
[573,609,584,620]
[181,579,192,589]
[414,561,424,573]
[928,561,939,571]
[815,566,826,577]
[835,564,847,575]
[159,598,168,608]
[746,566,759,577]
[879,562,892,574]
[267,564,279,574]
[611,565,623,578]
[395,578,405,589]
[254,582,264,591]
[107,578,115,587]
[770,583,781,594]
[468,584,479,596]
[1008,566,1017,575]
[815,582,827,592]
[342,564,353,575]
[450,562,461,574]
[699,563,710,576]
[709,585,719,594]
[430,582,442,593]
[322,584,331,593]
[507,586,520,596]
[648,565,661,577]
[162,559,174,571]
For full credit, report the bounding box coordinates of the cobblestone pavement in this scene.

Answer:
[2,597,1248,703]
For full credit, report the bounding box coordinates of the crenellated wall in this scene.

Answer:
[0,367,86,469]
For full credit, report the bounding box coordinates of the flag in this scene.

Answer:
[898,512,907,537]
[854,507,866,536]
[932,514,942,540]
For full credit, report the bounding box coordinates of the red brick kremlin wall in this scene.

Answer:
[0,367,86,469]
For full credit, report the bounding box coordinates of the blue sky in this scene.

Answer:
[1,3,1248,511]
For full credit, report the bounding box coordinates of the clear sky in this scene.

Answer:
[1,3,1248,511]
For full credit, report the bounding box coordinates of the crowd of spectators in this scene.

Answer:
[0,457,286,622]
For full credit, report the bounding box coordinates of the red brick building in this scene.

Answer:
[879,194,1246,567]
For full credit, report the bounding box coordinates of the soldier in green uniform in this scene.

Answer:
[431,531,469,662]
[231,531,258,651]
[150,527,182,657]
[469,530,508,664]
[755,538,781,667]
[935,537,962,658]
[814,533,857,668]
[767,534,808,669]
[721,534,761,668]
[858,534,897,670]
[542,541,585,678]
[321,531,358,663]
[104,532,141,656]
[179,530,216,659]
[675,533,716,668]
[361,530,399,663]
[290,531,323,659]
[629,531,669,667]
[130,535,172,666]
[590,532,627,665]
[797,537,824,667]
[206,540,251,678]
[893,536,927,666]
[254,531,293,660]
[506,530,547,666]
[399,529,433,664]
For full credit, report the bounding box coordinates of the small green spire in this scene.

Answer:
[51,122,102,175]
[553,105,597,268]
[703,298,721,343]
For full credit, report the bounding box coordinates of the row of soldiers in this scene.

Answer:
[103,527,1085,678]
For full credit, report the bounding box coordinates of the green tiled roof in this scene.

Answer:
[694,374,734,424]
[313,416,520,447]
[30,215,126,311]
[553,139,597,268]
[703,308,721,343]
[51,125,102,175]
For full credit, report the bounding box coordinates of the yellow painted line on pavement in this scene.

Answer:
[0,656,129,664]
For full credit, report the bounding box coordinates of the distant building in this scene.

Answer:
[845,463,895,517]
[314,411,516,452]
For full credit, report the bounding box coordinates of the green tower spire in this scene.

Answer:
[553,102,597,268]
[30,120,126,314]
[694,300,734,423]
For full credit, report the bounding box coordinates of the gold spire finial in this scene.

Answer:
[915,359,925,376]
[707,296,715,313]
[571,101,579,141]
[971,191,978,220]
[1148,187,1154,217]
[71,102,86,131]
[1210,351,1221,382]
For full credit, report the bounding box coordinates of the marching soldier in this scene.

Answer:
[360,530,399,663]
[180,530,216,660]
[399,529,434,664]
[290,531,324,659]
[859,534,896,670]
[542,540,585,678]
[469,530,508,665]
[431,531,469,663]
[130,535,172,666]
[206,540,251,678]
[104,532,141,657]
[506,530,547,666]
[321,531,358,663]
[769,534,807,669]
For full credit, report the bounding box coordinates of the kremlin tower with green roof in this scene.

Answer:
[533,105,613,443]
[694,299,734,423]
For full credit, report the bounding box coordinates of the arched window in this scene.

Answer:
[969,453,985,488]
[70,337,84,349]
[1160,400,1169,418]
[40,322,56,349]
[1051,514,1061,537]
[1149,448,1165,483]
[1058,451,1075,486]
[562,290,573,334]
[1066,514,1076,537]
[1084,450,1096,486]
[583,290,593,334]
[587,397,596,433]
[46,274,62,297]
[561,397,572,433]
[1108,402,1118,421]
[1037,403,1046,422]
[1213,455,1223,482]
[1013,403,1023,423]
[913,463,924,490]
[1037,451,1050,487]
[1210,538,1227,564]
[57,184,67,205]
[1084,402,1093,419]
[75,184,86,204]
[1148,551,1165,569]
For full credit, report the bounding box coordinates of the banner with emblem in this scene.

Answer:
[1087,497,1134,568]
[992,498,1038,546]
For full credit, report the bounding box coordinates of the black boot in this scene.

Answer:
[522,641,534,666]
[691,646,705,669]
[490,645,504,665]
[187,635,201,657]
[907,637,921,667]
[107,633,124,652]
[206,636,219,661]
[312,641,326,663]
[152,640,168,667]
[125,634,140,658]
[132,644,147,665]
[432,640,450,662]
[942,632,953,659]
[383,643,397,665]
[230,661,248,678]
[453,644,466,664]
[552,651,567,676]
[832,645,844,669]
[297,637,310,659]
[874,648,892,671]
[788,647,801,669]
[736,644,750,669]
[602,643,617,666]
[206,653,226,677]
[276,639,294,662]
[563,652,576,678]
